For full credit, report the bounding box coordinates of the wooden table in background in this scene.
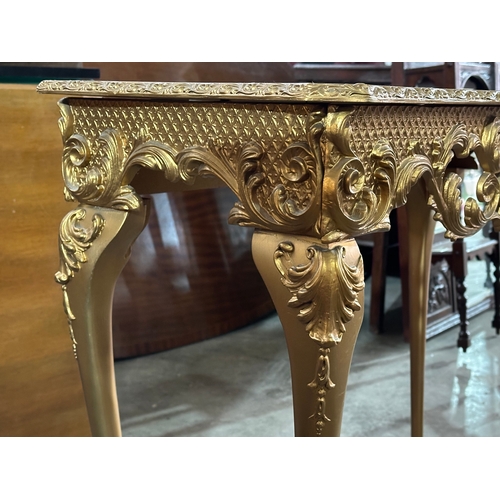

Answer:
[0,84,90,436]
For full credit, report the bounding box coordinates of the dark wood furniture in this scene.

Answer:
[391,62,500,91]
[427,227,499,347]
[294,62,392,84]
[391,62,500,349]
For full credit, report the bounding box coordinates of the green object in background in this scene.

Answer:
[0,65,99,84]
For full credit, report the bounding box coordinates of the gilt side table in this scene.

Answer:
[37,80,500,437]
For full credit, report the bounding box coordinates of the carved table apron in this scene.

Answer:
[38,80,500,437]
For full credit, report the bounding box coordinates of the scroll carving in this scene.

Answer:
[176,111,325,234]
[274,241,364,345]
[274,241,364,435]
[321,110,396,242]
[55,208,105,285]
[59,102,325,235]
[59,102,178,210]
[322,108,500,242]
[55,208,105,357]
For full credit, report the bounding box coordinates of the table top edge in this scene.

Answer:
[36,80,500,106]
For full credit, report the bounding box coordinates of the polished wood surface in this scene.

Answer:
[82,62,295,83]
[112,189,276,358]
[0,84,90,435]
[82,63,284,359]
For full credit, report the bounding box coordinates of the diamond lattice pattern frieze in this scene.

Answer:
[68,99,320,169]
[350,105,500,163]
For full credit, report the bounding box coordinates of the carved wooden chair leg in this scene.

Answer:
[55,203,149,436]
[489,228,500,335]
[405,182,436,437]
[452,239,470,351]
[252,231,364,437]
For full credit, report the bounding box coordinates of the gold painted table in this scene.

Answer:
[38,80,500,437]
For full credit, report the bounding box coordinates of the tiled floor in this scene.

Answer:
[114,264,500,437]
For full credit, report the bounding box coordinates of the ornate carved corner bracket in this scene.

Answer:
[55,208,104,357]
[56,102,330,356]
[320,108,397,243]
[320,107,500,243]
[58,102,179,212]
[274,241,364,435]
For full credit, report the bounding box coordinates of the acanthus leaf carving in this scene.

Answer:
[59,103,179,210]
[475,116,500,173]
[58,103,325,235]
[322,107,500,243]
[273,241,365,346]
[55,208,105,285]
[55,207,105,358]
[177,111,326,235]
[125,131,180,184]
[274,240,364,436]
[394,122,500,240]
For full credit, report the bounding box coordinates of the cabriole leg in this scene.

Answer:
[405,182,436,437]
[55,203,149,436]
[252,231,364,437]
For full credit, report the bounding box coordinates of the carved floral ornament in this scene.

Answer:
[50,89,500,432]
[58,101,500,244]
[321,109,500,242]
[55,208,105,358]
[273,240,364,435]
[58,101,326,236]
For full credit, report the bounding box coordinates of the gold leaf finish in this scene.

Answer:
[56,96,500,241]
[59,103,180,210]
[274,240,364,436]
[274,241,365,346]
[58,99,324,235]
[176,111,325,234]
[55,208,105,357]
[322,105,500,241]
[38,80,500,105]
[55,208,104,285]
[308,347,335,436]
[322,109,396,241]
[40,80,500,437]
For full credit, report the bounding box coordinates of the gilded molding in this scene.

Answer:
[177,110,325,234]
[55,208,105,357]
[321,109,396,242]
[38,80,500,106]
[55,208,105,285]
